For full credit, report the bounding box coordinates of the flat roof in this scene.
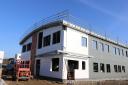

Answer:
[20,20,128,49]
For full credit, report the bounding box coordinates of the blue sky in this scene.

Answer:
[0,0,128,58]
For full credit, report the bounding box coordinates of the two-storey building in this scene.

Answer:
[20,14,128,82]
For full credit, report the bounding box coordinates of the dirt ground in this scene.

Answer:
[5,79,65,85]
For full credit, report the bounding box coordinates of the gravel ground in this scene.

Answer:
[5,79,65,85]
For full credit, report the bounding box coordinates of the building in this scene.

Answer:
[15,53,21,60]
[0,51,4,78]
[19,13,128,82]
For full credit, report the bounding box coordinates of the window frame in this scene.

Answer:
[43,35,51,47]
[93,63,98,72]
[81,37,87,47]
[52,31,61,44]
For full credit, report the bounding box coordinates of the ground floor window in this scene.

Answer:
[52,58,59,72]
[114,65,118,72]
[93,63,98,72]
[122,66,125,72]
[118,65,121,72]
[82,61,86,70]
[106,64,111,73]
[100,63,105,72]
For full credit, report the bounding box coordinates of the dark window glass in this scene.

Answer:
[100,63,105,72]
[93,63,98,72]
[22,45,26,52]
[122,66,125,72]
[43,35,51,47]
[52,58,59,71]
[106,64,111,73]
[82,61,86,70]
[38,32,43,49]
[118,65,121,72]
[52,31,61,44]
[114,65,118,72]
[126,51,128,57]
[27,43,32,51]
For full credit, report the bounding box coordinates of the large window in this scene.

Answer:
[22,45,26,52]
[93,63,98,72]
[43,35,51,47]
[52,58,59,72]
[38,32,43,49]
[100,63,105,72]
[52,31,61,44]
[114,65,118,72]
[27,43,32,51]
[82,61,86,70]
[92,40,98,50]
[106,64,111,73]
[81,37,87,47]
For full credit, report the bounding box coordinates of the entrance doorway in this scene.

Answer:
[36,59,40,76]
[67,60,78,80]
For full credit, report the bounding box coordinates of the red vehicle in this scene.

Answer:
[15,60,31,81]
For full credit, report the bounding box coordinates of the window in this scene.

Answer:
[114,65,118,72]
[100,63,105,72]
[38,32,43,49]
[93,63,98,72]
[106,64,111,73]
[43,35,51,47]
[82,61,86,70]
[22,45,26,52]
[99,42,104,51]
[122,66,125,72]
[92,40,98,50]
[117,48,120,55]
[52,58,59,72]
[113,47,116,55]
[27,43,32,51]
[52,31,61,44]
[118,65,121,72]
[122,49,124,56]
[105,44,109,52]
[126,51,128,57]
[81,37,87,47]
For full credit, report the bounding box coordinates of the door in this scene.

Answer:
[36,59,40,76]
[67,60,78,80]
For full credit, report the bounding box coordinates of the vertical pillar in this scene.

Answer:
[31,32,38,76]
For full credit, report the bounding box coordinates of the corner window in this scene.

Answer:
[92,40,98,50]
[114,65,118,72]
[22,45,26,52]
[93,63,98,72]
[52,58,59,72]
[52,31,61,44]
[106,64,111,73]
[27,43,32,51]
[43,35,51,47]
[100,63,105,72]
[81,37,87,47]
[82,61,86,70]
[38,32,43,49]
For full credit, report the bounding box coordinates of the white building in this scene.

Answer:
[20,14,128,82]
[15,53,21,60]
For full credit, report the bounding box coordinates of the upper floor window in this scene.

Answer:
[117,48,120,56]
[82,61,86,70]
[105,44,109,52]
[122,49,124,56]
[99,42,104,52]
[118,65,121,72]
[27,43,32,51]
[52,31,61,44]
[81,37,87,47]
[122,66,125,72]
[22,45,26,52]
[126,51,128,57]
[93,63,98,72]
[114,65,118,72]
[38,32,43,49]
[92,40,98,50]
[43,35,51,47]
[112,47,116,55]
